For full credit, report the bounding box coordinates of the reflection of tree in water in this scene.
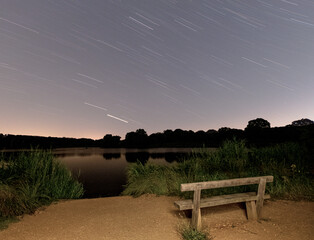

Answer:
[54,153,96,158]
[150,153,165,159]
[53,153,68,158]
[129,152,191,163]
[78,153,94,157]
[164,152,189,163]
[125,152,149,164]
[102,153,121,160]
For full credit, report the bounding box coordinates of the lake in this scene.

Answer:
[53,148,196,198]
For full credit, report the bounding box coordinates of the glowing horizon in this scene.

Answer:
[1,1,313,140]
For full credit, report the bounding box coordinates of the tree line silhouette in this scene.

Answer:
[1,118,313,150]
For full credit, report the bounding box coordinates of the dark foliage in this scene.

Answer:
[124,129,148,148]
[245,118,271,130]
[1,118,313,150]
[291,118,314,126]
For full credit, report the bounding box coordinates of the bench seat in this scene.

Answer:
[174,176,273,230]
[174,192,270,210]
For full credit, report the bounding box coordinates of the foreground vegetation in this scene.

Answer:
[180,224,212,240]
[0,150,83,229]
[123,139,313,201]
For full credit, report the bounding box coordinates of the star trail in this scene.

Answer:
[1,0,313,139]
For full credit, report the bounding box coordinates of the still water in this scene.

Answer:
[53,148,195,198]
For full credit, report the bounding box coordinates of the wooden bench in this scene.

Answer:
[174,176,273,230]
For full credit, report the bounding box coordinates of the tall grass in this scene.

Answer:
[123,163,183,197]
[123,139,313,200]
[0,150,83,219]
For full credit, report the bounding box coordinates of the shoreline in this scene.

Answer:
[1,195,313,240]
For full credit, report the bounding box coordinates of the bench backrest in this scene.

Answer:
[181,176,273,192]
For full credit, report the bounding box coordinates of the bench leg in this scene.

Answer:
[192,207,201,230]
[192,188,201,230]
[256,178,266,219]
[245,201,257,220]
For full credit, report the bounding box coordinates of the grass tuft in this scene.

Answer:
[0,149,84,220]
[179,224,212,240]
[0,216,19,230]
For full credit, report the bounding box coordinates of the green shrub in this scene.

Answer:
[122,162,183,196]
[180,225,211,240]
[0,150,83,218]
[123,140,313,200]
[218,138,248,172]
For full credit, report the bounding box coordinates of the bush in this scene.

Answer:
[180,225,211,240]
[0,150,83,218]
[123,140,313,200]
[122,162,183,197]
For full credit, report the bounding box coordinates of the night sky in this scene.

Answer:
[1,0,313,139]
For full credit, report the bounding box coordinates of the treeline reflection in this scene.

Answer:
[102,151,190,163]
[102,153,121,160]
[49,151,191,164]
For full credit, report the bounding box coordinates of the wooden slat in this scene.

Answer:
[174,192,271,210]
[174,199,193,210]
[181,176,273,191]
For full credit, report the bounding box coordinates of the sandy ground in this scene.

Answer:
[0,195,313,240]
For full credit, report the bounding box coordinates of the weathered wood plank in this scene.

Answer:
[174,192,271,210]
[256,178,266,219]
[245,201,257,220]
[191,187,201,230]
[181,176,273,192]
[176,176,273,229]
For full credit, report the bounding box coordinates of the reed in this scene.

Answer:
[0,149,83,219]
[123,139,313,200]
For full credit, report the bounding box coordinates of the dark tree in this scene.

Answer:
[291,118,314,126]
[218,127,231,133]
[148,132,165,147]
[245,118,271,147]
[218,127,245,144]
[125,129,148,148]
[245,118,270,130]
[135,129,148,136]
[102,134,121,148]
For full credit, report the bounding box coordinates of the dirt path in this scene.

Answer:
[0,195,313,240]
[202,200,314,240]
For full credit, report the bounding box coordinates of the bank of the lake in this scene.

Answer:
[0,150,83,225]
[123,140,313,200]
[1,148,206,198]
[0,195,313,240]
[54,147,203,198]
[1,140,313,234]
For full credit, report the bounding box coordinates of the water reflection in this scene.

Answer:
[165,152,187,163]
[125,152,149,164]
[2,148,196,198]
[124,151,190,164]
[102,153,121,160]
